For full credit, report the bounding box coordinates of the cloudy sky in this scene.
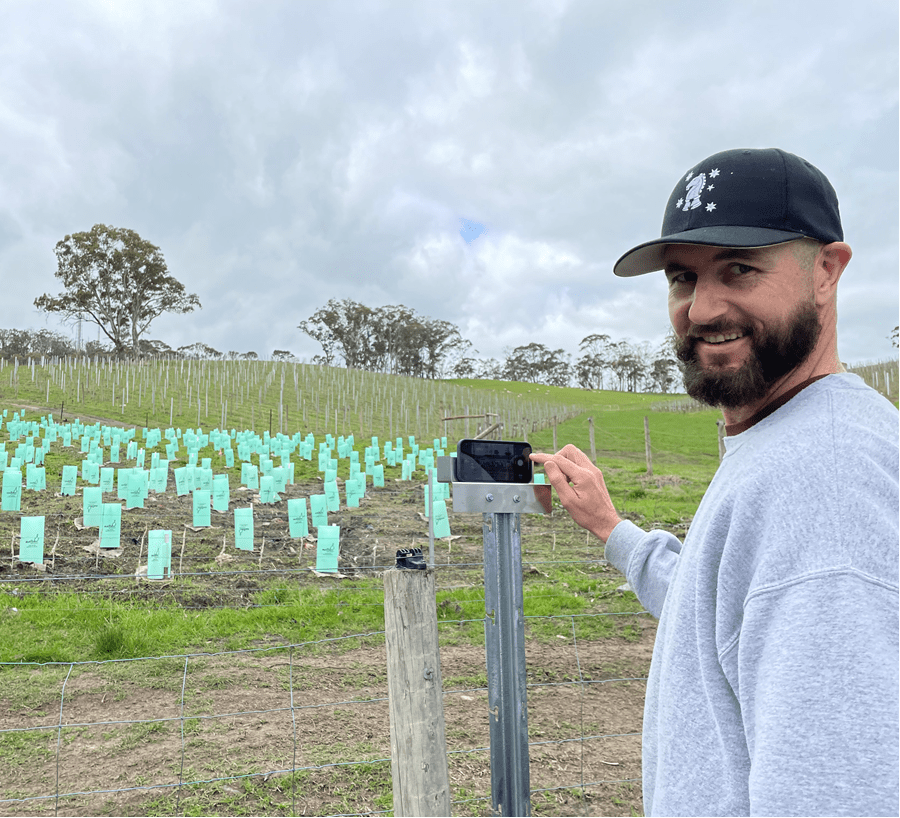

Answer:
[2,0,897,369]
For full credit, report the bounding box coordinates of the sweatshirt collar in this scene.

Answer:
[724,374,832,436]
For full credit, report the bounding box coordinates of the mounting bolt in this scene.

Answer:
[513,495,520,503]
[423,667,434,681]
[485,494,494,502]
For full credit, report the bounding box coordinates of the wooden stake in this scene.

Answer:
[644,416,653,476]
[136,528,146,583]
[179,528,187,575]
[51,526,60,569]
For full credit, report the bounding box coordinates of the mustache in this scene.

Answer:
[674,324,752,365]
[685,323,751,339]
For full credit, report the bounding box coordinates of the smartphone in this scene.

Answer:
[456,439,533,483]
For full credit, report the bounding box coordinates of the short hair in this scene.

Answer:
[791,237,824,271]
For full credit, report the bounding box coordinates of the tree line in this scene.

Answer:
[461,334,680,393]
[2,319,679,396]
[25,223,897,394]
[297,297,681,393]
[0,330,266,363]
[18,222,679,392]
[298,299,468,379]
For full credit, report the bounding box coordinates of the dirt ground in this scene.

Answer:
[0,466,647,617]
[0,630,653,817]
[1,475,445,589]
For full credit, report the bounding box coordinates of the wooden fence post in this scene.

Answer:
[588,416,596,463]
[384,568,451,816]
[717,419,726,461]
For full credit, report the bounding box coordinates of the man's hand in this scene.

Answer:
[530,444,623,544]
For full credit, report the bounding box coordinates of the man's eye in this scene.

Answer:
[728,263,754,276]
[667,271,696,285]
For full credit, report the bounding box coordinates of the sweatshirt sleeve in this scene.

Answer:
[723,571,899,817]
[604,520,683,619]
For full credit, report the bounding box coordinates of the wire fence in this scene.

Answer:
[0,607,650,817]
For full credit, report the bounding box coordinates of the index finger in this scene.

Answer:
[555,444,595,468]
[531,446,593,470]
[542,452,591,484]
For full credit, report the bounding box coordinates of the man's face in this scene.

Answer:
[664,243,822,409]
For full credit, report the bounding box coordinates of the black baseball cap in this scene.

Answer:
[613,148,844,277]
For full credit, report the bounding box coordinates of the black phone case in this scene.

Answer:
[456,439,533,483]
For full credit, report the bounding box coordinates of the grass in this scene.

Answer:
[136,762,395,818]
[0,585,387,664]
[1,561,645,664]
[117,719,171,751]
[0,728,55,768]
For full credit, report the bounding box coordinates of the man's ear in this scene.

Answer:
[814,242,851,305]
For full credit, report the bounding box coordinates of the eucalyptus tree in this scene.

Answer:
[502,342,571,386]
[299,299,469,378]
[575,333,612,390]
[34,224,200,358]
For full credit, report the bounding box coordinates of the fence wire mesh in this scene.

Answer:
[1,607,649,818]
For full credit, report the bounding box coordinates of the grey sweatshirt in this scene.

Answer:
[605,374,899,816]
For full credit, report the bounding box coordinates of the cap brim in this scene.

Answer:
[613,226,807,277]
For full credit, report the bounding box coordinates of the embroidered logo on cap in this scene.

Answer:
[676,168,720,213]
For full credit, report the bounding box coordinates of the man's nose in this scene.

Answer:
[687,276,729,327]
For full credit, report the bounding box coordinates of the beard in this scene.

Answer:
[673,301,822,409]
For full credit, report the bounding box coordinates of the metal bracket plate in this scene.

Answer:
[452,482,551,515]
[436,456,551,514]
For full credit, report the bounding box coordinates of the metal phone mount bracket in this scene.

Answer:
[436,456,551,515]
[436,456,551,817]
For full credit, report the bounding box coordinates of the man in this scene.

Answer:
[532,148,899,816]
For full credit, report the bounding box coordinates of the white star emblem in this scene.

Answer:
[676,198,684,208]
[706,202,716,212]
[685,172,694,182]
[710,168,720,178]
[707,184,715,191]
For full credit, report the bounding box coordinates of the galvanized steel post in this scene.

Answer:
[483,510,530,817]
[437,457,551,817]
